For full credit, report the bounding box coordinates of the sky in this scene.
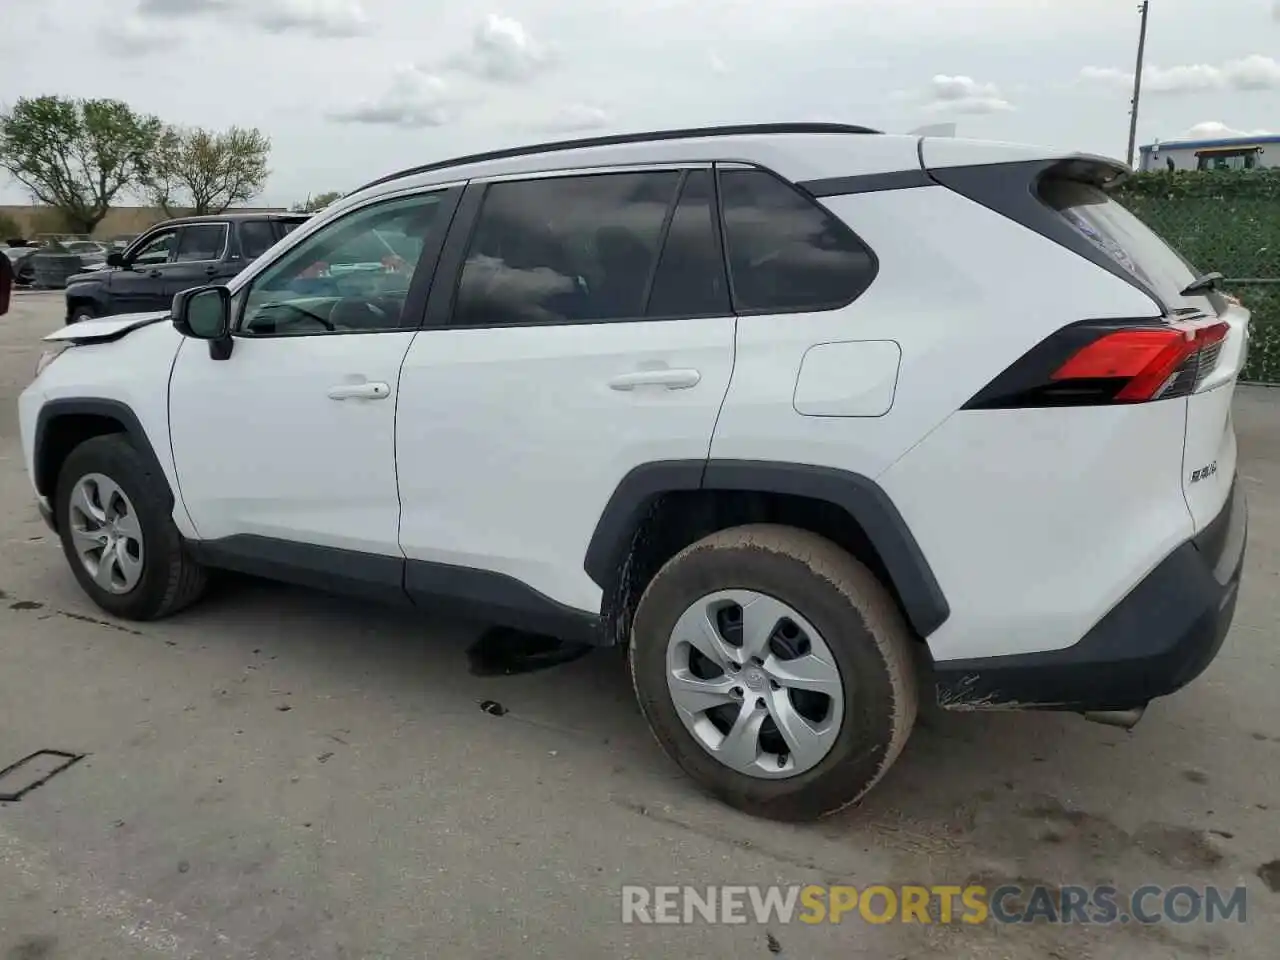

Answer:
[1,0,1278,207]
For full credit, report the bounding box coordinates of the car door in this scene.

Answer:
[166,222,233,297]
[110,227,178,314]
[395,166,737,615]
[167,186,462,586]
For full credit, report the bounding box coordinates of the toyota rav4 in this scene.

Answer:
[18,123,1249,821]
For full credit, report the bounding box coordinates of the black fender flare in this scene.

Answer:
[34,398,172,509]
[584,459,950,638]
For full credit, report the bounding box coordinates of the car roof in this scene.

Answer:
[151,212,311,228]
[352,122,882,194]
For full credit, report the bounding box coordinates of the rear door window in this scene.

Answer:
[452,171,681,327]
[174,223,229,262]
[645,170,731,318]
[718,167,877,313]
[1039,179,1206,310]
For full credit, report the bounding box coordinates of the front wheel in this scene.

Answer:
[629,524,918,821]
[68,303,96,324]
[55,435,208,620]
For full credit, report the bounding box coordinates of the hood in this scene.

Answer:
[67,266,112,284]
[44,310,170,343]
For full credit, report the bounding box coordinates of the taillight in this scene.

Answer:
[964,317,1230,410]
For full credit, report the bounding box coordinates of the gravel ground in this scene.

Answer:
[1,290,1277,959]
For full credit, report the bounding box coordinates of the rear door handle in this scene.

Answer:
[327,381,391,401]
[608,368,702,391]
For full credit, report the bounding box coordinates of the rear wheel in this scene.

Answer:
[629,524,917,821]
[55,435,207,620]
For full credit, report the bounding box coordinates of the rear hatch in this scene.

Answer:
[1040,176,1249,531]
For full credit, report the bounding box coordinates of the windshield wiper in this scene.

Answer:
[1181,271,1224,296]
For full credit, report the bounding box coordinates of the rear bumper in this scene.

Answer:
[934,477,1247,712]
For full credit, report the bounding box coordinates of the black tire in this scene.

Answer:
[629,524,917,821]
[54,434,208,621]
[68,304,96,324]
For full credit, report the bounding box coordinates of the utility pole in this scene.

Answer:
[1126,0,1151,169]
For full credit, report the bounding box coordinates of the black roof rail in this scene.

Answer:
[351,122,882,194]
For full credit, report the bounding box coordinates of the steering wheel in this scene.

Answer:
[330,296,393,330]
[253,301,336,332]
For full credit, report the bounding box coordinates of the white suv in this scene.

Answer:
[18,123,1249,821]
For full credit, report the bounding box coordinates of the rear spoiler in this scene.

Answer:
[918,143,1163,314]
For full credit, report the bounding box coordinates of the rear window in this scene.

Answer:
[1040,179,1203,309]
[239,221,278,260]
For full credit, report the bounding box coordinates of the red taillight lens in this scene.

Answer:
[1051,319,1228,402]
[963,316,1232,411]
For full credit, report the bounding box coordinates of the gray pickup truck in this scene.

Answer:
[64,212,310,324]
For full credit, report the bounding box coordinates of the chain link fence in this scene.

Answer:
[1115,171,1279,384]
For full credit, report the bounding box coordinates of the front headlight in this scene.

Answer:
[35,344,69,377]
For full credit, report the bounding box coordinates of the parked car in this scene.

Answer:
[63,212,311,323]
[19,123,1248,821]
[59,240,110,273]
[2,244,40,286]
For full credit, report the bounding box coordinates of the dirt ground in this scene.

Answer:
[1,290,1277,959]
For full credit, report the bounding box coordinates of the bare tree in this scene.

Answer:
[292,190,343,213]
[146,125,272,216]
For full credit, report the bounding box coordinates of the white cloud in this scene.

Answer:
[1079,55,1280,94]
[538,103,612,133]
[251,0,370,37]
[134,0,370,37]
[1229,53,1280,89]
[1182,121,1274,140]
[101,16,182,56]
[329,66,461,128]
[708,49,729,75]
[923,75,1014,114]
[136,0,233,16]
[446,14,551,83]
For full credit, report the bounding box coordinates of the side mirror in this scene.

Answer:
[172,285,234,360]
[106,252,125,268]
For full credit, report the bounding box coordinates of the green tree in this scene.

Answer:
[0,96,162,234]
[145,125,272,217]
[292,190,343,213]
[0,210,21,241]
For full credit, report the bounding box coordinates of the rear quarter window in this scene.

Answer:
[717,167,877,313]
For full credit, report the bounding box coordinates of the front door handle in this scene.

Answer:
[608,368,702,391]
[327,381,391,401]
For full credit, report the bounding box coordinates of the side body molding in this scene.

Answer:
[584,459,951,639]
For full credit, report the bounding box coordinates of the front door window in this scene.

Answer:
[239,193,447,336]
